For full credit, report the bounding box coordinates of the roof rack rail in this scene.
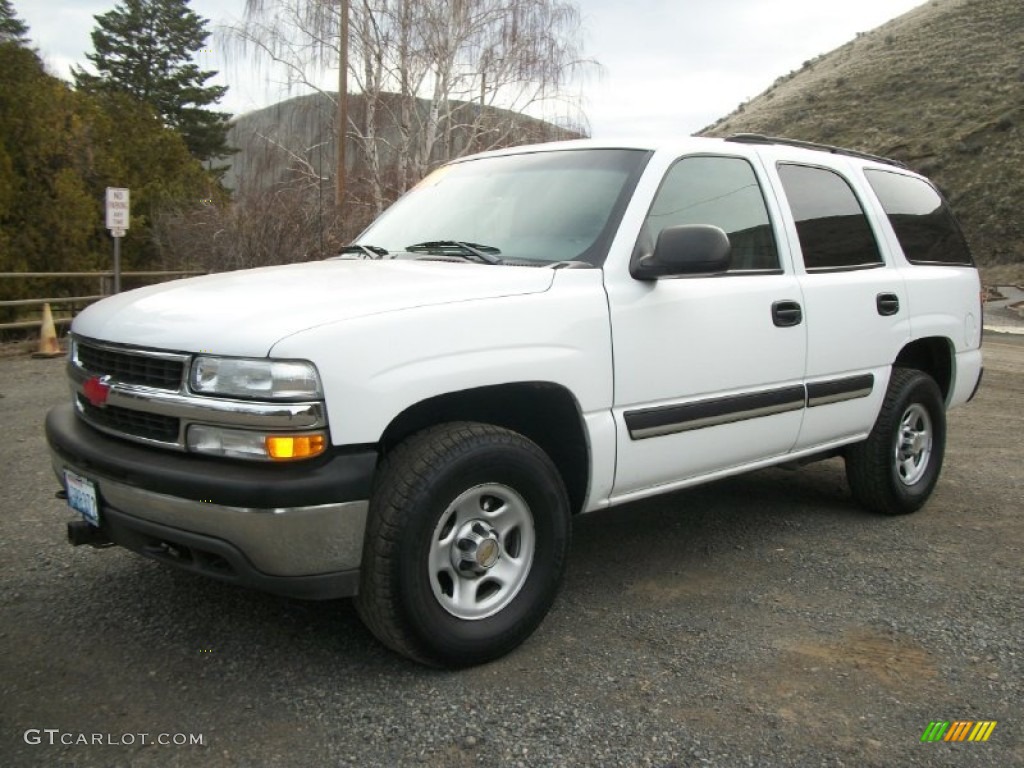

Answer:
[724,133,907,169]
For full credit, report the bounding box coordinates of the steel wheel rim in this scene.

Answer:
[428,483,536,620]
[894,403,933,486]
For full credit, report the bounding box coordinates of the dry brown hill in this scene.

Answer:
[702,0,1024,273]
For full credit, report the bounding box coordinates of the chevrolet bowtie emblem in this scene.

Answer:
[83,375,113,408]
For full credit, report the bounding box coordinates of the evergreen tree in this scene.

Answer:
[0,42,213,292]
[0,0,29,44]
[73,0,231,163]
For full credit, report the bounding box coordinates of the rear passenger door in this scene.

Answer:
[771,162,911,450]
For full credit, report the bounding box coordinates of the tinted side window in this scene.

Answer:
[641,156,779,271]
[865,169,973,266]
[777,164,883,271]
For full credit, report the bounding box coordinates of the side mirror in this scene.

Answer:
[632,224,731,280]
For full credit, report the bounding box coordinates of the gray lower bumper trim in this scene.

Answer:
[98,508,362,600]
[55,456,367,577]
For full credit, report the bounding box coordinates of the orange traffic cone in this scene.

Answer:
[32,302,64,358]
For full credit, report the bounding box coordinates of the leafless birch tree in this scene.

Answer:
[226,0,593,219]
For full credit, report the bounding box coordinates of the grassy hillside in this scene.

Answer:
[702,0,1024,274]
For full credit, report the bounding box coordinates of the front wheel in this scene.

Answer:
[356,422,571,667]
[845,368,946,515]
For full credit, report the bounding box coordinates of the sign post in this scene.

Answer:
[105,187,130,293]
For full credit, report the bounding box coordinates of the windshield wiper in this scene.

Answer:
[334,244,389,260]
[405,240,503,265]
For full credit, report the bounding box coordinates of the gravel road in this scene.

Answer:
[1,336,1021,767]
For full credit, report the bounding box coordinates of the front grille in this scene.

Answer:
[77,342,184,390]
[78,396,180,443]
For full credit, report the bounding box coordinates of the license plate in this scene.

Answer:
[64,470,100,527]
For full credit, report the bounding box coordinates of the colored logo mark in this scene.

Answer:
[921,720,997,742]
[83,375,112,407]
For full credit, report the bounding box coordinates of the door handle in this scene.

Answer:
[877,293,900,316]
[772,300,803,328]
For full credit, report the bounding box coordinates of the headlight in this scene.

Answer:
[190,356,322,400]
[187,425,327,461]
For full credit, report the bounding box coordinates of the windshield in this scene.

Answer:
[356,149,651,265]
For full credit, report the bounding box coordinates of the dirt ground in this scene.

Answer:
[0,335,1021,767]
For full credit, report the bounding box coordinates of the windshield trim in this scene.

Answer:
[571,149,654,267]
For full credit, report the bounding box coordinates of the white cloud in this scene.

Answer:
[578,0,926,136]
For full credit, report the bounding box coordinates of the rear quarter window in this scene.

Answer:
[864,169,974,266]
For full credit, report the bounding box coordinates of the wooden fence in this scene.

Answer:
[0,271,204,336]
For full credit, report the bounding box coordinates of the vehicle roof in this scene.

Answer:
[461,134,912,175]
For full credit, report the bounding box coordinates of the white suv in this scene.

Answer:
[47,134,983,667]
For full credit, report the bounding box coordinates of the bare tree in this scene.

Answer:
[225,0,593,220]
[152,178,349,273]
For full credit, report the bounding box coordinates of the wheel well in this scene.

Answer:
[379,383,590,515]
[894,337,953,401]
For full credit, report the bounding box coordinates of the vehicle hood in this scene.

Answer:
[71,259,556,357]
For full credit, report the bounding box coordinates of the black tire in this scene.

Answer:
[845,367,946,515]
[355,422,571,668]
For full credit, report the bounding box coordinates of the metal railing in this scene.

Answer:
[0,271,204,334]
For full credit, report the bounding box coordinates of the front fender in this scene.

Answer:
[270,270,612,446]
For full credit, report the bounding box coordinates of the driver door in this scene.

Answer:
[607,154,807,501]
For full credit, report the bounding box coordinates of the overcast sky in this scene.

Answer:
[18,0,925,137]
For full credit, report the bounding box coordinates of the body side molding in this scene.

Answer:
[625,374,876,440]
[625,385,806,440]
[806,374,875,408]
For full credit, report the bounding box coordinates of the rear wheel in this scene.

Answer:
[356,422,570,667]
[845,368,946,515]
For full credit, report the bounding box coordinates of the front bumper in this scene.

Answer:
[46,403,378,599]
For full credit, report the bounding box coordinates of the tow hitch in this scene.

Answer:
[67,519,112,548]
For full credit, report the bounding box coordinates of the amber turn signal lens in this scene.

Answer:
[265,433,327,460]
